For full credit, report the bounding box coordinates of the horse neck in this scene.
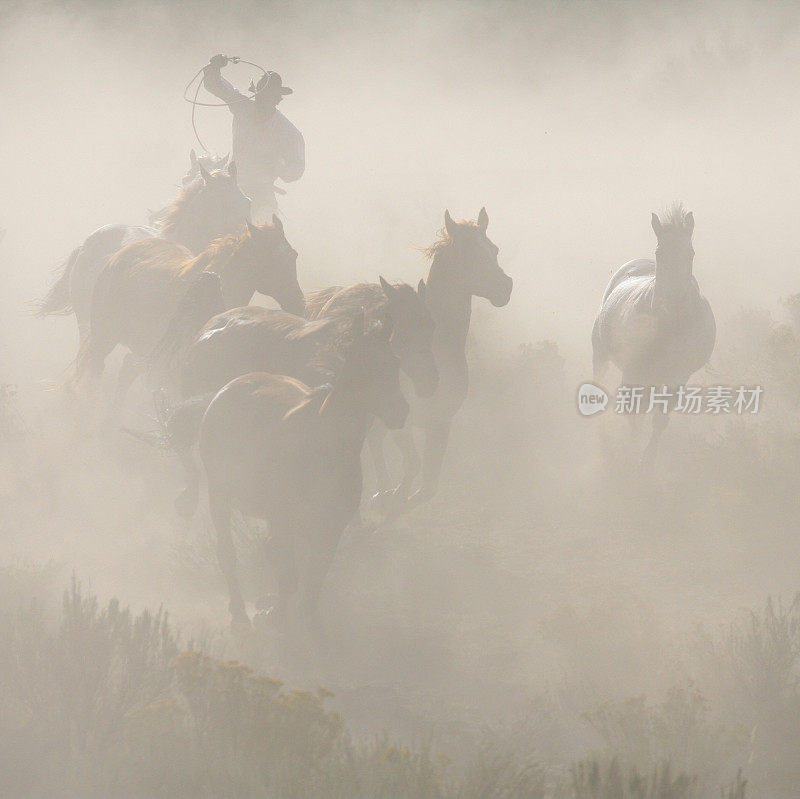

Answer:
[190,245,256,309]
[161,200,219,254]
[424,247,472,350]
[654,250,698,312]
[218,264,258,309]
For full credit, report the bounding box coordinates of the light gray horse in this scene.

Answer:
[592,205,716,464]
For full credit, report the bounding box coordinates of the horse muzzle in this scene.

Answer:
[489,275,513,307]
[277,286,306,317]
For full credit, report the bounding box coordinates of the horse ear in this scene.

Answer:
[684,211,695,235]
[477,207,489,232]
[651,212,662,236]
[417,278,426,298]
[379,276,396,298]
[444,210,458,239]
[245,219,258,236]
[226,160,237,182]
[189,148,197,165]
[198,164,212,183]
[271,213,284,233]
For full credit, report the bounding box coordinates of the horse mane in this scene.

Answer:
[656,203,693,234]
[158,178,207,237]
[178,232,242,278]
[421,220,479,260]
[304,311,367,377]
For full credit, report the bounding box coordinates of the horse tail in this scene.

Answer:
[34,247,79,317]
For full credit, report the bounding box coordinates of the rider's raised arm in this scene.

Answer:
[203,55,246,111]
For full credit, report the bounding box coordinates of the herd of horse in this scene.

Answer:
[35,152,714,627]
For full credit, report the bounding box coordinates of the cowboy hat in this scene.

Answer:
[249,71,293,96]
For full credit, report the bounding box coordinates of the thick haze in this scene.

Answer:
[2,2,800,795]
[4,0,800,381]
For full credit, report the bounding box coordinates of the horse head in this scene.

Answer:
[182,149,230,187]
[234,217,304,316]
[443,208,512,307]
[331,313,409,430]
[652,205,696,312]
[377,276,438,397]
[193,160,251,227]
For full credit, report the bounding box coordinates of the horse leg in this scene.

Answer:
[109,352,142,421]
[392,424,421,502]
[299,522,343,618]
[375,424,421,521]
[366,421,407,521]
[369,424,421,521]
[367,421,391,493]
[174,448,201,517]
[642,411,669,469]
[257,524,298,624]
[208,483,248,626]
[407,416,452,508]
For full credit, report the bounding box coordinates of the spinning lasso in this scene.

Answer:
[183,57,271,155]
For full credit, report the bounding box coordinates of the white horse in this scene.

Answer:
[592,205,716,464]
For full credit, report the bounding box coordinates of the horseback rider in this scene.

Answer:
[203,54,305,220]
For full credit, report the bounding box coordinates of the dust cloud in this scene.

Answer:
[2,1,800,797]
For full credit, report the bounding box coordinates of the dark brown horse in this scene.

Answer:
[77,218,303,409]
[198,316,408,627]
[180,307,341,399]
[37,161,250,342]
[305,276,438,398]
[167,307,345,516]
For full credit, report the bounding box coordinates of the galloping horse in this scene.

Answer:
[166,306,346,516]
[370,208,512,513]
[198,316,408,627]
[592,205,716,464]
[180,307,342,399]
[305,276,438,398]
[77,218,303,407]
[37,160,249,342]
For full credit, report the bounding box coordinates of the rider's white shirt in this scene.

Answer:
[203,68,305,204]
